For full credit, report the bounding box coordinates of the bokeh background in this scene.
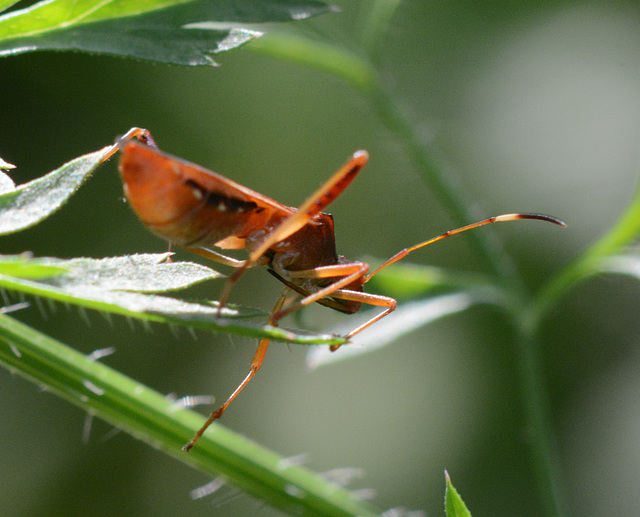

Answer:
[2,1,640,515]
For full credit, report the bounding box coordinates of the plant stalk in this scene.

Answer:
[0,312,378,517]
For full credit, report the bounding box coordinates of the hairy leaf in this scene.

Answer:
[0,312,378,516]
[0,253,345,345]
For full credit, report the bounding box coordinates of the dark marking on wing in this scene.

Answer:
[185,179,258,213]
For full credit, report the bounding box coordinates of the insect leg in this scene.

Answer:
[245,151,369,269]
[270,262,369,322]
[318,288,398,351]
[182,288,290,452]
[217,151,369,311]
[185,247,250,268]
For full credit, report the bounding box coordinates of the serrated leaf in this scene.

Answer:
[39,253,219,292]
[0,0,334,65]
[0,253,346,346]
[306,292,490,369]
[445,471,472,517]
[0,169,15,194]
[0,253,235,320]
[0,144,113,235]
[0,157,16,195]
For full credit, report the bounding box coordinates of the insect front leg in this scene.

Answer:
[270,261,370,322]
[322,289,398,351]
[270,263,398,352]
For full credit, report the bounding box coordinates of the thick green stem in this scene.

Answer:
[0,313,378,517]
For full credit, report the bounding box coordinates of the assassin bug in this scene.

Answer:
[113,128,565,451]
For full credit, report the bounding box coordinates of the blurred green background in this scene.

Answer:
[2,1,640,515]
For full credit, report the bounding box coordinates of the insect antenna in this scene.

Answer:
[364,213,566,282]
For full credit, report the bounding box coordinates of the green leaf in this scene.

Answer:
[307,291,498,368]
[0,312,379,517]
[533,183,640,324]
[39,253,219,292]
[0,144,113,235]
[0,253,347,346]
[366,259,496,300]
[0,0,334,65]
[0,170,15,194]
[596,254,640,280]
[0,254,67,279]
[445,471,472,517]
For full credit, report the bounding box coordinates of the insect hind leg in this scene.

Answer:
[182,288,290,452]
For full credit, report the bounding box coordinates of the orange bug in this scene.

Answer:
[113,128,566,451]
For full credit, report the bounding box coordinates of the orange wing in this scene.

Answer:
[119,141,295,249]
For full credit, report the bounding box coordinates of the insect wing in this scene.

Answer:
[119,141,294,248]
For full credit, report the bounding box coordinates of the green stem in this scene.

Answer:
[0,313,378,517]
[250,26,573,517]
[249,15,620,516]
[360,0,403,61]
[513,326,568,517]
[368,86,528,297]
[511,179,640,517]
[371,79,567,517]
[248,32,375,92]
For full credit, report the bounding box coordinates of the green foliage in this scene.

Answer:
[0,0,332,64]
[445,471,472,517]
[1,1,639,516]
[0,312,375,516]
[0,147,346,341]
[0,145,111,233]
